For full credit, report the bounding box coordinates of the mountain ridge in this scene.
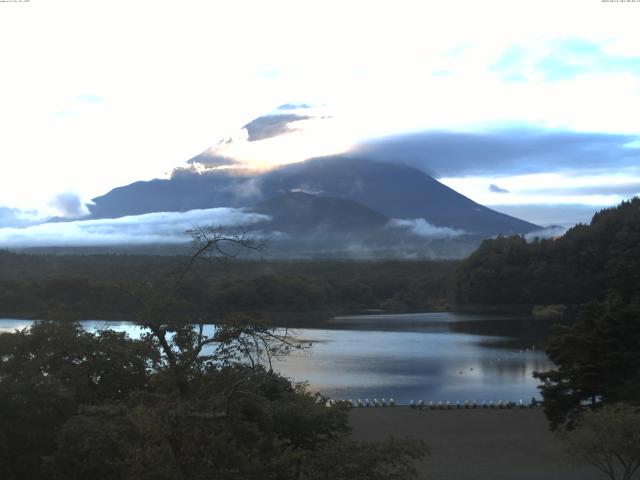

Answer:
[89,156,540,236]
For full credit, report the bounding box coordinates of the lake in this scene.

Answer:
[0,312,555,404]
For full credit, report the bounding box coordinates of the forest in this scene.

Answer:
[0,252,457,321]
[451,198,640,308]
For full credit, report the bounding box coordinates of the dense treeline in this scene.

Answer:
[452,198,640,307]
[0,253,457,320]
[535,302,640,429]
[451,198,640,429]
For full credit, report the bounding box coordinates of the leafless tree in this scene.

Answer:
[121,225,303,395]
[176,225,267,284]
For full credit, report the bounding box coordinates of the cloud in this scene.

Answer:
[290,187,325,195]
[525,225,568,242]
[0,206,42,228]
[276,103,313,111]
[75,94,103,103]
[491,204,598,227]
[441,171,640,212]
[489,184,509,194]
[243,113,312,142]
[180,106,353,173]
[229,178,263,200]
[493,39,640,83]
[353,129,639,178]
[49,192,90,218]
[185,146,239,169]
[521,182,640,197]
[387,219,465,238]
[0,208,269,248]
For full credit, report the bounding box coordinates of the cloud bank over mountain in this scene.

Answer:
[353,129,640,178]
[0,208,269,248]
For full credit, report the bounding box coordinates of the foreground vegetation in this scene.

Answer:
[560,404,640,480]
[0,321,426,480]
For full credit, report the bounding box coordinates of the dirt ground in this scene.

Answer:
[349,408,603,480]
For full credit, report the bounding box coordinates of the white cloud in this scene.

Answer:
[525,226,568,242]
[0,208,269,248]
[440,171,640,208]
[189,108,357,172]
[49,192,90,218]
[387,219,465,238]
[0,206,42,228]
[491,204,598,228]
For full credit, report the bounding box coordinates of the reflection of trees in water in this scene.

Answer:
[476,355,552,382]
[325,320,453,333]
[449,317,571,349]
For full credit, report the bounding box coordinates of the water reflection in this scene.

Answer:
[0,312,555,404]
[274,312,555,402]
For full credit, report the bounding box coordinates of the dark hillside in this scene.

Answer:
[451,197,640,307]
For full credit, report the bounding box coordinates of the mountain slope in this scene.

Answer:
[88,156,540,235]
[249,191,389,234]
[259,157,539,235]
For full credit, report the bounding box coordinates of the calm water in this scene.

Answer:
[0,312,554,404]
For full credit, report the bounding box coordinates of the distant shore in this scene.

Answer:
[349,408,599,480]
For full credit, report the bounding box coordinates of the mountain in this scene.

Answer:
[249,191,388,234]
[259,157,539,235]
[89,156,540,236]
[245,191,482,259]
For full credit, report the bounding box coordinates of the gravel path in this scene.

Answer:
[349,408,602,480]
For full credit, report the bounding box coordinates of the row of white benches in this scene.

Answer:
[325,399,540,409]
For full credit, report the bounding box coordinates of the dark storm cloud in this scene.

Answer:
[243,113,311,141]
[489,184,509,194]
[353,129,640,177]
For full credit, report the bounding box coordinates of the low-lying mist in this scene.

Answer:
[0,208,269,248]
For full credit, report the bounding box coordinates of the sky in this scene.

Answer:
[1,0,640,231]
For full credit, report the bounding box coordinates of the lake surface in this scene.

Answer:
[0,312,554,404]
